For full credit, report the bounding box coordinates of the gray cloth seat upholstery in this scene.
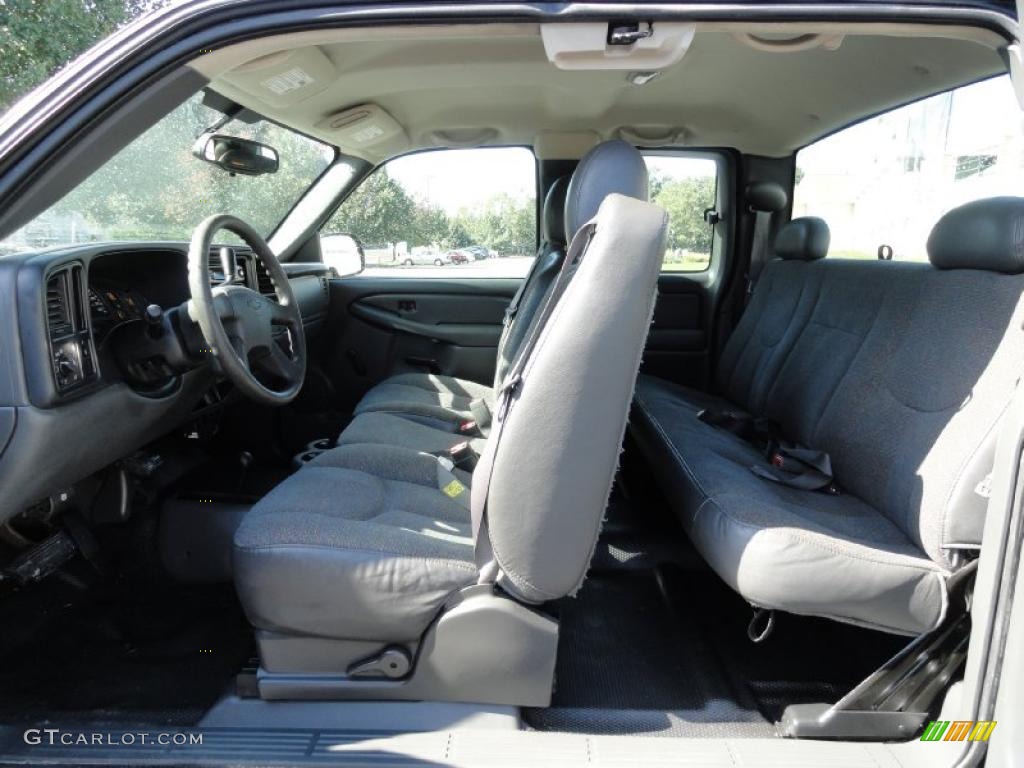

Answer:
[633,401,948,633]
[234,140,666,649]
[337,410,488,457]
[631,199,1024,635]
[234,444,476,641]
[352,374,495,428]
[346,176,571,432]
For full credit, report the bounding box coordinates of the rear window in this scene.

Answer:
[794,75,1021,262]
[644,154,718,272]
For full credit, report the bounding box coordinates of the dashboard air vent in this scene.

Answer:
[208,247,231,285]
[252,257,277,300]
[46,273,73,339]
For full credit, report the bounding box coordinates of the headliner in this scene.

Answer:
[193,21,1007,161]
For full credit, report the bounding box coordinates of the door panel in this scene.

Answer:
[641,275,712,390]
[321,271,714,415]
[352,294,508,347]
[321,276,519,412]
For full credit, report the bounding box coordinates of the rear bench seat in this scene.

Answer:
[631,198,1024,635]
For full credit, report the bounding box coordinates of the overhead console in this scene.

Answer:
[540,21,696,70]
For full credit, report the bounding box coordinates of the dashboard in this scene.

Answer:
[89,285,147,340]
[0,241,331,526]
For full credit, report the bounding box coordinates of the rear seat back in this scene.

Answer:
[632,197,1024,633]
[728,198,1024,566]
[761,260,920,445]
[714,217,829,414]
[813,208,1024,565]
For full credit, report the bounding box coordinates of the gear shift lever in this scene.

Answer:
[235,450,254,494]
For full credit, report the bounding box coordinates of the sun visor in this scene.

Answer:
[221,47,335,108]
[315,104,409,161]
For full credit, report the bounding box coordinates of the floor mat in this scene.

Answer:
[0,574,253,726]
[525,569,776,737]
[525,550,905,737]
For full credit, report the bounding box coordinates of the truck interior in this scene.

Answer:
[0,3,1022,766]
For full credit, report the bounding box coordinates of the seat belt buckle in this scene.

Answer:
[448,441,477,471]
[458,419,480,436]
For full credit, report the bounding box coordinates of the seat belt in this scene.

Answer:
[491,242,560,413]
[698,407,840,494]
[745,207,772,303]
[698,408,772,442]
[752,439,840,494]
[470,221,598,578]
[468,398,492,430]
[503,241,553,328]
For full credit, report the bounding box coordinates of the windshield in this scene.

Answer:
[0,91,335,254]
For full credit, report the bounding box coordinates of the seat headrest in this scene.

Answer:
[543,176,570,246]
[927,197,1024,274]
[565,140,648,238]
[746,181,788,213]
[774,217,830,261]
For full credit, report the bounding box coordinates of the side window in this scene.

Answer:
[322,147,536,277]
[795,75,1020,261]
[644,154,718,272]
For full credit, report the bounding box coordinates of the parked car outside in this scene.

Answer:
[401,251,446,266]
[464,245,495,260]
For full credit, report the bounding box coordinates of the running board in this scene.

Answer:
[780,569,974,741]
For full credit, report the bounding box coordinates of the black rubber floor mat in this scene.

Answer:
[670,566,906,723]
[0,576,253,726]
[525,563,906,737]
[524,570,776,737]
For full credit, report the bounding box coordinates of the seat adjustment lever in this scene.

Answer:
[347,645,412,680]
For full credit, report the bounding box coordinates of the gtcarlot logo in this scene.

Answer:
[24,729,203,747]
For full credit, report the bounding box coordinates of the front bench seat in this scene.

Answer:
[348,175,570,430]
[333,148,649,460]
[232,141,666,703]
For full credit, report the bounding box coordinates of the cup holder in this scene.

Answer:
[291,438,336,471]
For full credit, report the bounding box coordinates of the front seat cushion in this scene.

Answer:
[338,411,488,457]
[233,444,477,641]
[352,372,495,426]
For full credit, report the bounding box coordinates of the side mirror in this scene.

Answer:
[320,233,365,277]
[192,132,279,176]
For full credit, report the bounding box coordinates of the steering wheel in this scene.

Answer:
[187,214,306,405]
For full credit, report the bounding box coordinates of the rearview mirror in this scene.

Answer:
[192,133,279,176]
[320,233,365,277]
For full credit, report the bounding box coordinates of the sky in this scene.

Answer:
[798,75,1020,172]
[793,73,1023,260]
[386,147,536,214]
